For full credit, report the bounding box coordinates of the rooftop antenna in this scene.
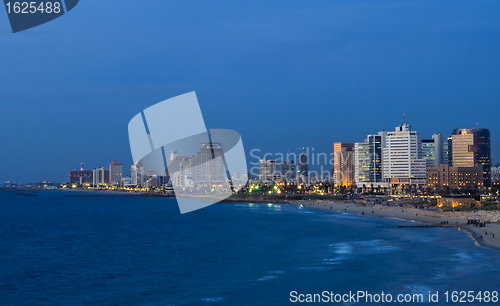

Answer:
[403,113,406,124]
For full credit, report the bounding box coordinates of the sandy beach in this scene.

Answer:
[294,200,500,251]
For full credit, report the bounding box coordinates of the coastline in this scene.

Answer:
[293,200,500,251]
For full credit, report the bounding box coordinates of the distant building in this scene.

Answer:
[121,176,133,187]
[354,134,382,185]
[452,128,491,187]
[433,133,444,166]
[437,195,481,209]
[167,155,191,187]
[281,161,290,180]
[443,136,453,166]
[131,164,144,185]
[426,164,483,191]
[421,133,444,168]
[192,142,226,186]
[259,159,278,182]
[492,167,500,183]
[421,139,436,168]
[334,143,355,187]
[109,161,123,185]
[297,153,308,176]
[290,160,296,179]
[69,169,93,184]
[93,167,110,186]
[382,123,426,185]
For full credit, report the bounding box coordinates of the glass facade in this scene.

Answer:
[451,129,491,187]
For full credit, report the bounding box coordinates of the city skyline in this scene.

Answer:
[60,121,494,192]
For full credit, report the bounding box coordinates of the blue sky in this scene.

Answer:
[1,0,500,182]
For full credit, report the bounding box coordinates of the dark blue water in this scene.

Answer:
[1,190,499,305]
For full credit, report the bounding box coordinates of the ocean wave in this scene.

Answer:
[258,275,279,281]
[202,297,224,303]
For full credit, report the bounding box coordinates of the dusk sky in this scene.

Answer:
[1,0,500,183]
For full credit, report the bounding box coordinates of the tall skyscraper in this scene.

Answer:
[421,139,436,168]
[259,159,278,182]
[93,167,110,186]
[382,123,426,185]
[354,135,382,185]
[281,161,290,180]
[421,133,444,168]
[192,142,226,185]
[334,143,355,187]
[433,133,444,166]
[451,128,491,186]
[297,153,308,176]
[109,161,123,185]
[443,136,453,166]
[131,164,145,186]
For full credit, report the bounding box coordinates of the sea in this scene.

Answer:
[0,190,499,305]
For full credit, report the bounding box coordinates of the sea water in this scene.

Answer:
[0,190,499,305]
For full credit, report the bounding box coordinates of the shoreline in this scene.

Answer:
[292,200,500,251]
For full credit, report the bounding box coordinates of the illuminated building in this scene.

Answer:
[297,153,308,176]
[93,167,110,186]
[421,140,436,168]
[354,135,382,185]
[131,164,145,185]
[334,142,355,187]
[192,142,226,185]
[451,128,491,187]
[426,164,483,191]
[382,123,426,185]
[69,169,92,183]
[437,195,481,209]
[259,159,278,182]
[109,161,123,185]
[421,133,444,168]
[443,136,453,166]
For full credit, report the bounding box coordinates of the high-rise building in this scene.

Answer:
[382,123,426,185]
[93,167,110,186]
[297,153,308,176]
[69,163,93,184]
[281,161,290,180]
[354,135,382,185]
[259,159,278,182]
[192,142,226,185]
[451,128,491,187]
[334,143,355,187]
[290,160,296,179]
[433,133,444,166]
[421,133,444,168]
[443,136,453,166]
[421,139,436,168]
[131,164,145,186]
[109,161,123,185]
